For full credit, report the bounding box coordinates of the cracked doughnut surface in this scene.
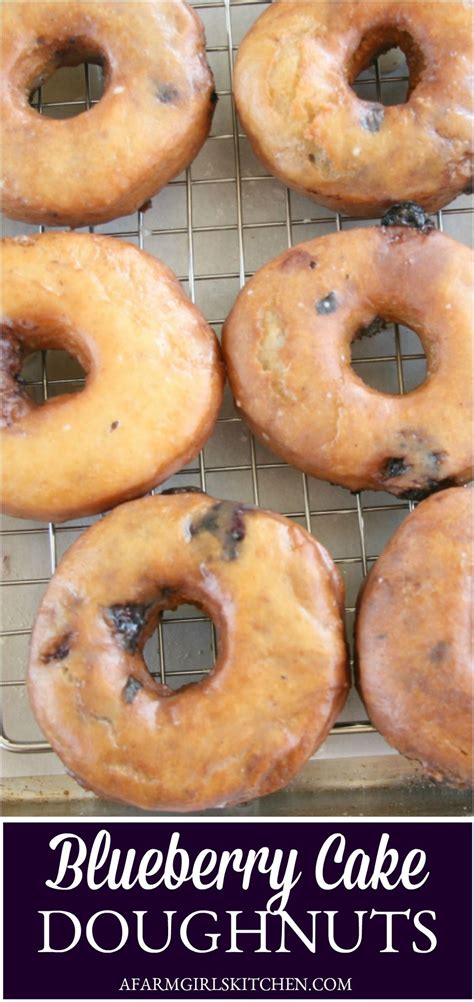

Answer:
[28,492,349,812]
[1,0,215,226]
[1,233,224,522]
[222,223,473,499]
[356,488,473,787]
[234,0,473,216]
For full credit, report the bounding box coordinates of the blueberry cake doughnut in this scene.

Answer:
[1,233,224,522]
[222,207,473,499]
[234,0,473,215]
[28,492,349,811]
[1,1,215,226]
[356,487,473,787]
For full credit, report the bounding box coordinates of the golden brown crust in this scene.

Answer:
[1,233,224,522]
[356,487,473,787]
[234,0,473,215]
[27,492,349,812]
[1,1,215,226]
[222,225,473,498]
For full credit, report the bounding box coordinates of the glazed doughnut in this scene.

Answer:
[1,1,215,227]
[234,0,473,216]
[27,492,349,811]
[222,209,473,499]
[356,487,473,787]
[1,233,224,522]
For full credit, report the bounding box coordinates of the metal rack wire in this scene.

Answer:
[1,1,472,782]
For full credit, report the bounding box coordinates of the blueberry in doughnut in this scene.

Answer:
[1,1,215,226]
[28,492,349,811]
[356,487,473,787]
[234,0,473,215]
[222,213,473,499]
[1,233,224,522]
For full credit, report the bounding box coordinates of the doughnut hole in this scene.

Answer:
[350,320,427,394]
[18,349,87,404]
[143,601,219,692]
[31,63,105,119]
[351,48,410,107]
[1,322,90,424]
[348,27,426,107]
[26,37,107,119]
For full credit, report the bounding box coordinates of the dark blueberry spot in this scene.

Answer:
[157,84,179,104]
[210,89,218,105]
[399,487,427,501]
[191,501,247,561]
[227,507,246,559]
[355,315,387,340]
[110,420,119,431]
[399,476,457,501]
[122,675,144,704]
[36,36,46,45]
[382,457,409,480]
[161,485,203,495]
[381,202,433,233]
[67,36,78,45]
[41,632,72,663]
[106,603,151,652]
[308,153,316,163]
[429,641,450,664]
[361,106,384,133]
[316,291,337,316]
[432,475,458,492]
[158,586,176,601]
[310,260,317,269]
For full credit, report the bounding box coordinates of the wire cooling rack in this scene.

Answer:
[1,0,473,797]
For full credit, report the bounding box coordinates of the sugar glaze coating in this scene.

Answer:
[1,233,224,521]
[222,224,473,498]
[28,493,349,811]
[234,0,473,216]
[356,488,473,787]
[1,1,215,226]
